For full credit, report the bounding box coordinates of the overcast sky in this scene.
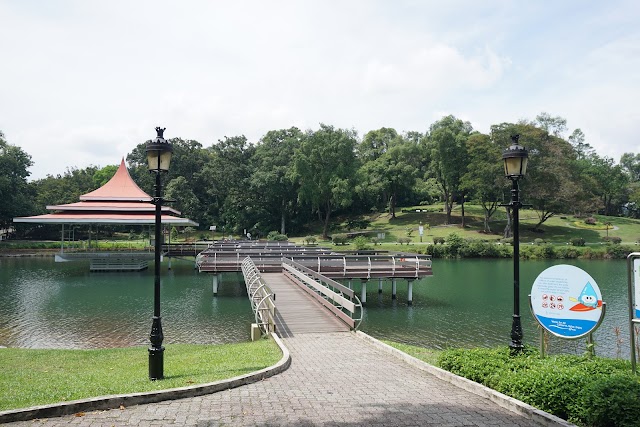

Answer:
[1,0,638,180]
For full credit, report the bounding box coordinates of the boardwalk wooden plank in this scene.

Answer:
[261,273,349,337]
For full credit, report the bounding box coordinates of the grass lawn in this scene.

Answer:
[0,340,281,411]
[382,341,441,365]
[291,203,640,250]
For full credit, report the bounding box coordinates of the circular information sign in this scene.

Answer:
[530,265,604,339]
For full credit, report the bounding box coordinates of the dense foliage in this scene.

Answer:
[438,347,640,427]
[2,112,639,239]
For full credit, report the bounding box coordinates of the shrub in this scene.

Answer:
[397,237,412,245]
[332,234,349,245]
[500,237,513,245]
[267,231,288,241]
[534,238,545,245]
[405,227,414,237]
[570,237,585,246]
[574,374,640,427]
[303,236,317,245]
[584,217,597,225]
[602,236,622,244]
[445,232,464,256]
[353,236,372,250]
[438,348,640,427]
[605,244,632,259]
[555,246,580,259]
[433,237,445,244]
[535,244,556,259]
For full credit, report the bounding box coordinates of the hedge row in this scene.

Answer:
[438,347,640,427]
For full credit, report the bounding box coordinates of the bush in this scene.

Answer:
[303,236,317,245]
[570,237,585,246]
[584,217,597,225]
[267,231,288,241]
[438,347,640,427]
[533,238,545,245]
[332,234,349,245]
[353,236,372,250]
[445,232,464,256]
[605,244,632,259]
[397,237,412,245]
[602,236,622,244]
[555,246,580,259]
[433,237,445,244]
[575,375,640,427]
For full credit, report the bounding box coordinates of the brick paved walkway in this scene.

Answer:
[8,333,550,426]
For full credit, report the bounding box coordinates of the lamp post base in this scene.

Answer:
[149,315,164,380]
[148,346,165,380]
[509,314,524,355]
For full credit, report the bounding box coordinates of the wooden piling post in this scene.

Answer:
[378,278,383,294]
[392,279,397,299]
[361,280,367,306]
[407,280,413,306]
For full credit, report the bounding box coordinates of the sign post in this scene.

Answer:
[627,253,640,374]
[530,265,606,354]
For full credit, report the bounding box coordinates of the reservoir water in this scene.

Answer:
[0,257,633,359]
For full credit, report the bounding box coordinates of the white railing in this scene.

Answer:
[282,258,363,330]
[241,257,277,335]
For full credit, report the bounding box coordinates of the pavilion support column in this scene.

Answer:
[361,281,367,307]
[407,280,414,306]
[212,274,219,296]
[60,224,64,253]
[378,278,383,294]
[392,279,397,300]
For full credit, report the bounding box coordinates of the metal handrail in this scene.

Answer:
[282,258,363,330]
[241,257,276,335]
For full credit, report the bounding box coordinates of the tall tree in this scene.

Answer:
[426,115,473,226]
[0,131,34,230]
[294,124,358,239]
[249,128,302,234]
[460,133,503,233]
[358,131,420,218]
[491,120,579,231]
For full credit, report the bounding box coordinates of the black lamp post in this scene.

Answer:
[502,134,528,355]
[146,126,173,380]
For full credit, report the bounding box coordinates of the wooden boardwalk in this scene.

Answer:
[261,273,349,337]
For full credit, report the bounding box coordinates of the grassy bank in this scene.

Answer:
[0,340,281,411]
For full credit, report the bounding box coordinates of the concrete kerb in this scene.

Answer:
[354,331,576,427]
[0,332,291,424]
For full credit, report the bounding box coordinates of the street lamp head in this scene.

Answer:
[146,127,173,172]
[502,134,528,179]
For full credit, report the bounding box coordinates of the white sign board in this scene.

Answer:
[530,264,604,339]
[209,225,216,231]
[635,259,640,320]
[419,226,424,236]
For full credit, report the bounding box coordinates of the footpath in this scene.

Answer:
[5,332,572,426]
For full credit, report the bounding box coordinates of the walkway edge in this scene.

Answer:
[0,333,291,424]
[354,331,575,427]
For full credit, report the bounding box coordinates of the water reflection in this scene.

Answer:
[0,257,634,360]
[0,258,252,349]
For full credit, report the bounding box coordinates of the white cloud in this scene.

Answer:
[0,0,638,178]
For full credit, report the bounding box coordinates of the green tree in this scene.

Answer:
[165,176,201,220]
[460,133,503,233]
[358,131,420,218]
[0,131,35,230]
[249,128,302,235]
[491,119,579,231]
[92,164,118,187]
[426,115,473,226]
[620,152,640,182]
[294,124,358,239]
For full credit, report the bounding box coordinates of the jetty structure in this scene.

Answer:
[13,158,198,271]
[194,241,433,336]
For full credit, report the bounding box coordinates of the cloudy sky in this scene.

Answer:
[1,0,638,180]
